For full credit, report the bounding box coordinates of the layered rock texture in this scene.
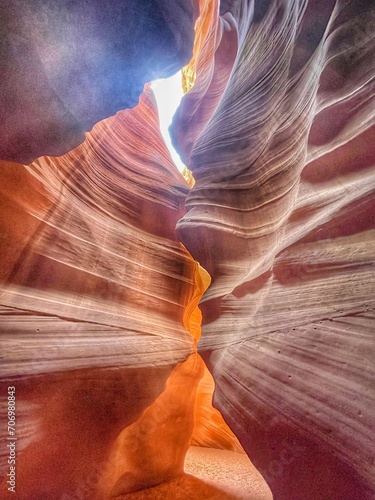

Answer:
[1,0,375,499]
[173,0,375,498]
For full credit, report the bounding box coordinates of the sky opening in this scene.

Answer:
[151,72,185,172]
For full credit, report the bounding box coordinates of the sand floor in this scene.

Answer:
[114,446,272,499]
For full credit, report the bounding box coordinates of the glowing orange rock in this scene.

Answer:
[1,0,374,498]
[98,354,205,498]
[0,86,201,498]
[191,365,244,453]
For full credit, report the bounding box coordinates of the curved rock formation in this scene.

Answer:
[0,79,261,498]
[0,87,200,498]
[173,0,375,498]
[0,87,196,377]
[1,0,374,499]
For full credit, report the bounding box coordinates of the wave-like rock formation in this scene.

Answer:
[1,0,374,499]
[0,81,262,498]
[173,0,375,498]
[0,86,199,498]
[0,88,197,375]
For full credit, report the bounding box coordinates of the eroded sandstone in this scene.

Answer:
[1,0,374,498]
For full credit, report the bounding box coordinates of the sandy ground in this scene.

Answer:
[114,446,272,499]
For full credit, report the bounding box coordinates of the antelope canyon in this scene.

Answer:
[0,0,374,499]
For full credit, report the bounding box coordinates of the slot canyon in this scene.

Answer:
[0,0,374,499]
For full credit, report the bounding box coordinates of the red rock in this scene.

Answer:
[1,0,374,498]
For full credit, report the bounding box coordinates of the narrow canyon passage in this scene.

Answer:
[1,0,375,499]
[0,82,270,498]
[0,103,270,498]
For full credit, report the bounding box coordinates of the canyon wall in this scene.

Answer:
[0,41,250,499]
[173,0,375,498]
[0,0,374,498]
[0,85,203,497]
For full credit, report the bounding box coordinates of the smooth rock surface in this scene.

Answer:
[0,74,251,498]
[174,0,375,498]
[1,0,374,498]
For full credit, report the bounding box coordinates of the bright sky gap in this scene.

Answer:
[151,72,186,173]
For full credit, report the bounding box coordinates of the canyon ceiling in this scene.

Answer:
[0,0,374,499]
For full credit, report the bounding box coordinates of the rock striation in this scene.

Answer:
[173,0,375,498]
[1,0,375,499]
[0,86,207,498]
[0,77,253,498]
